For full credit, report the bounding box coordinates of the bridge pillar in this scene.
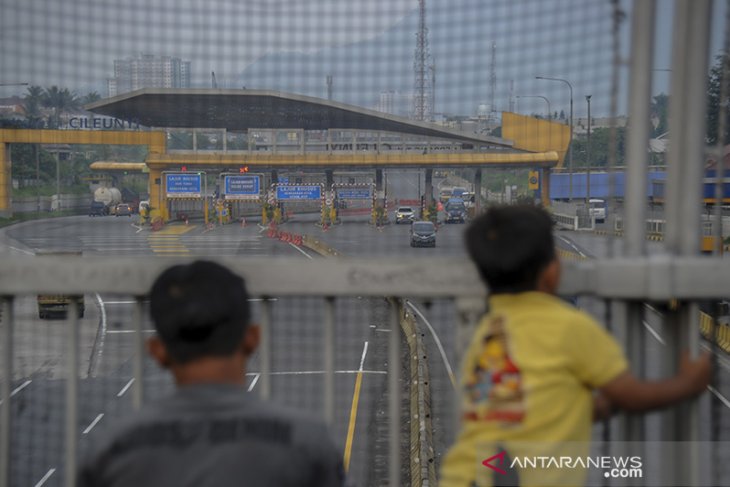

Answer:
[325,169,334,191]
[474,168,482,214]
[0,143,11,218]
[542,167,551,207]
[147,166,167,222]
[424,168,433,207]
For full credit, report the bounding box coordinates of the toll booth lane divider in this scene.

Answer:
[277,228,435,486]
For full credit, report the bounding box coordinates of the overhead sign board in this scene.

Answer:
[166,173,202,198]
[276,185,321,200]
[336,188,372,200]
[224,175,261,200]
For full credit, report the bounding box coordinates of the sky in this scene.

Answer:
[0,0,726,117]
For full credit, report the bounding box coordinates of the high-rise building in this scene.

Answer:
[107,54,191,97]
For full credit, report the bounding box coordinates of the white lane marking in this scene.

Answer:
[106,329,156,334]
[245,370,386,376]
[707,386,730,409]
[248,298,279,302]
[34,468,56,487]
[406,300,457,389]
[83,413,104,434]
[11,379,32,396]
[8,246,34,255]
[359,341,369,372]
[248,373,260,392]
[642,320,666,346]
[0,379,32,405]
[117,378,135,397]
[289,242,314,260]
[94,293,108,368]
[375,328,392,333]
[131,224,143,233]
[102,300,137,305]
[558,235,588,258]
[369,325,376,328]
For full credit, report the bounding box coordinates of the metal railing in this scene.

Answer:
[1,255,730,486]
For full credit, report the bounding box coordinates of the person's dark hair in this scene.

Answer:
[149,260,251,364]
[465,205,556,294]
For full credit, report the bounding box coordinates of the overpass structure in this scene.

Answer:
[1,89,567,220]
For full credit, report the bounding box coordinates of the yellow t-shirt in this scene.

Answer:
[439,292,628,487]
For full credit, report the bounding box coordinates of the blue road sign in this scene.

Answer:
[336,188,372,200]
[224,175,260,200]
[276,185,321,200]
[166,173,202,198]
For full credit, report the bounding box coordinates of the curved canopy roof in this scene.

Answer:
[86,88,512,147]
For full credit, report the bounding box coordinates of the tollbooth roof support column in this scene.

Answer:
[425,168,433,207]
[474,168,482,214]
[375,168,384,204]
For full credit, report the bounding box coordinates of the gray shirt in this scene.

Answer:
[79,384,344,487]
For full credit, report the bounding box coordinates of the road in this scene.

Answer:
[2,169,729,485]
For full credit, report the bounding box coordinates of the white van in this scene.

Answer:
[588,198,606,222]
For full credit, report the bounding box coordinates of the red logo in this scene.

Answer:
[482,451,507,475]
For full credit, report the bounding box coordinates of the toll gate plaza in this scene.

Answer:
[0,89,566,224]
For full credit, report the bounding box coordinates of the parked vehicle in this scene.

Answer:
[410,221,437,247]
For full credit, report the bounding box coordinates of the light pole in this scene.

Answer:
[585,95,592,205]
[515,95,551,119]
[536,76,573,201]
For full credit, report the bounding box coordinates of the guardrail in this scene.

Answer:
[1,255,729,487]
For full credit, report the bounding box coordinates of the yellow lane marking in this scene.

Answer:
[151,224,196,235]
[343,341,368,472]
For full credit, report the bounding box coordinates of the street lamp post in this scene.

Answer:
[536,76,573,201]
[515,95,551,119]
[586,95,592,205]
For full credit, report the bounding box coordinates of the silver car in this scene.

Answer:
[395,206,415,224]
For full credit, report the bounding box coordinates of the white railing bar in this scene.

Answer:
[260,298,273,400]
[388,300,401,487]
[2,256,730,299]
[132,298,145,410]
[65,300,80,487]
[624,0,655,257]
[0,297,13,487]
[323,297,335,425]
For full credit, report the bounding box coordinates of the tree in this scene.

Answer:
[80,91,101,106]
[23,85,45,128]
[707,53,730,145]
[559,109,566,120]
[42,86,79,128]
[650,93,669,138]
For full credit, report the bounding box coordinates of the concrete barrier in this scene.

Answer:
[398,301,437,487]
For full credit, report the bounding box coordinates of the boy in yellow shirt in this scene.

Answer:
[439,205,711,487]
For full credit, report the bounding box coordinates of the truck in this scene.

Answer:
[92,186,122,215]
[36,250,85,319]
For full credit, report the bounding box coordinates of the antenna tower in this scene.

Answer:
[412,0,433,121]
[489,42,497,117]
